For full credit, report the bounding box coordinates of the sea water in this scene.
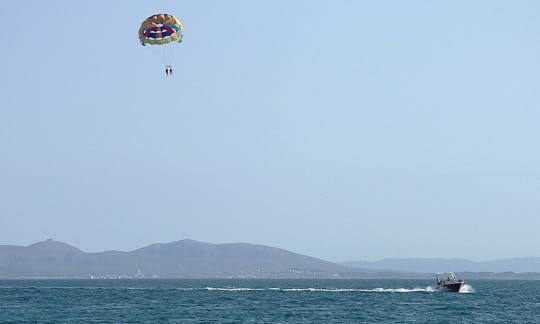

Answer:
[0,279,539,323]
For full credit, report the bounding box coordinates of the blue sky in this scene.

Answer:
[1,1,539,261]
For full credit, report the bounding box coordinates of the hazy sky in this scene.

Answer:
[1,1,539,262]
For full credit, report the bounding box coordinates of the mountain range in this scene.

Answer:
[0,239,346,279]
[341,257,540,274]
[1,239,540,279]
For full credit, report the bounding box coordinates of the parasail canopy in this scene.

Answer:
[138,14,183,46]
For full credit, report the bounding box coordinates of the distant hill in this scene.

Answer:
[2,239,540,279]
[341,257,540,273]
[0,239,347,279]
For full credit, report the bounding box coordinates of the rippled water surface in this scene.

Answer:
[1,279,539,323]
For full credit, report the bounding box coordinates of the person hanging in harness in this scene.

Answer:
[165,65,173,76]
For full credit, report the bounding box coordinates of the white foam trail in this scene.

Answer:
[360,287,434,293]
[1,286,443,293]
[205,287,265,291]
[459,284,475,293]
[203,287,435,293]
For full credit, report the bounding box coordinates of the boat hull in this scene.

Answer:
[438,282,463,292]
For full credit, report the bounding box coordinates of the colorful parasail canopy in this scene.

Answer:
[138,14,183,46]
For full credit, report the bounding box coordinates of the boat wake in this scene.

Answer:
[3,285,472,293]
[204,285,479,293]
[363,287,437,293]
[459,284,475,293]
[204,286,437,293]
